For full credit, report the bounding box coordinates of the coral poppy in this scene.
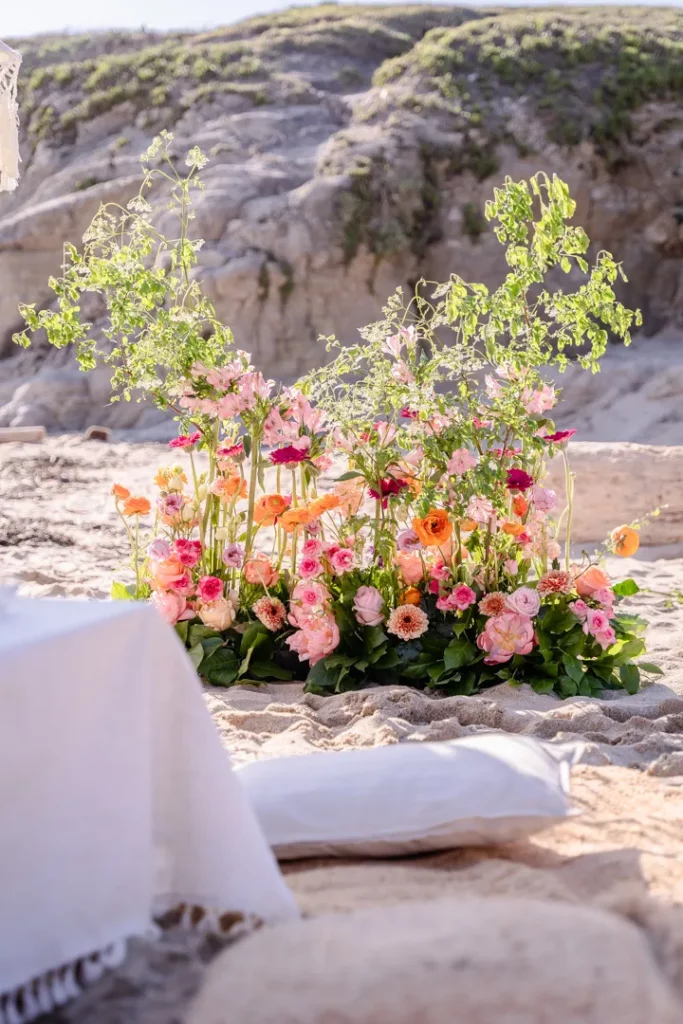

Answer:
[279,507,314,533]
[112,483,130,500]
[122,496,151,516]
[307,494,342,516]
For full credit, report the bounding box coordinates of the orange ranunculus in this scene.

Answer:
[211,472,247,501]
[307,493,342,517]
[401,587,423,606]
[460,518,478,533]
[412,509,452,548]
[112,483,130,500]
[512,495,528,517]
[575,565,611,597]
[279,507,314,533]
[254,493,290,526]
[122,496,151,516]
[502,521,525,536]
[611,524,640,558]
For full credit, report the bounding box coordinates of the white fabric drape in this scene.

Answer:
[0,598,298,1021]
[0,40,21,192]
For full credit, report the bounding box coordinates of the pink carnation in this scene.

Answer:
[302,538,323,558]
[174,538,202,568]
[198,575,224,603]
[532,486,557,514]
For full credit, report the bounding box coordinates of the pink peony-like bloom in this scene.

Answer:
[447,448,478,475]
[253,596,287,632]
[387,604,429,641]
[395,551,425,585]
[222,543,244,568]
[505,586,541,617]
[506,468,534,492]
[302,538,324,558]
[243,555,280,588]
[537,570,572,595]
[353,585,385,626]
[570,599,589,621]
[298,556,324,579]
[168,432,201,450]
[532,486,558,514]
[270,445,310,465]
[543,429,577,444]
[397,529,422,552]
[286,613,340,665]
[174,538,202,568]
[330,548,355,575]
[198,575,223,603]
[151,589,189,625]
[148,538,171,561]
[477,611,535,665]
[479,592,507,617]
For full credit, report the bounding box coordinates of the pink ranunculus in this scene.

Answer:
[532,486,557,514]
[198,575,223,603]
[584,608,611,637]
[569,599,589,622]
[243,556,279,588]
[397,529,422,552]
[148,538,171,561]
[593,626,616,651]
[298,556,324,579]
[477,611,535,665]
[302,538,323,558]
[330,548,355,575]
[158,493,183,516]
[451,584,477,610]
[174,538,202,568]
[505,586,541,617]
[395,551,424,585]
[447,448,478,475]
[353,585,385,626]
[286,613,340,665]
[292,580,330,608]
[221,543,244,568]
[151,590,188,625]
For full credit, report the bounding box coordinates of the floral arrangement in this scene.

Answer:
[15,135,661,698]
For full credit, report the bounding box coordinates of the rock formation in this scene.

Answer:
[1,5,683,435]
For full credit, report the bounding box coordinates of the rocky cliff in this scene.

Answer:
[2,5,683,436]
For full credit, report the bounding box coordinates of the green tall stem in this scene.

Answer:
[291,470,299,574]
[562,447,574,572]
[244,426,261,559]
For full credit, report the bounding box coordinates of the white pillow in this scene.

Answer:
[237,733,574,859]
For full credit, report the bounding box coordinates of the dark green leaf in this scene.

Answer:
[444,639,478,671]
[619,663,641,694]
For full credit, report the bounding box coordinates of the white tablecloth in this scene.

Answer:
[0,597,297,1014]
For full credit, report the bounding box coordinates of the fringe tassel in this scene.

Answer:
[0,40,21,192]
[0,941,127,1024]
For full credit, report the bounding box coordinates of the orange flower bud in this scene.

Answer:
[112,484,130,500]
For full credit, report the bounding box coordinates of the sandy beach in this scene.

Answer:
[2,435,683,1022]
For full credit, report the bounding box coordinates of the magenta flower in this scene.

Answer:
[270,445,310,465]
[198,575,224,603]
[298,557,324,579]
[400,407,418,420]
[168,432,201,449]
[505,468,534,492]
[543,429,577,444]
[217,442,245,459]
[368,478,407,509]
[174,538,202,568]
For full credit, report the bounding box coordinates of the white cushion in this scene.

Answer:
[237,733,573,859]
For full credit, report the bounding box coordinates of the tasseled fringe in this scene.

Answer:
[0,905,254,1023]
[0,40,21,193]
[0,941,126,1024]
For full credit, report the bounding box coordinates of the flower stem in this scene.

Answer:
[244,426,261,559]
[562,447,574,572]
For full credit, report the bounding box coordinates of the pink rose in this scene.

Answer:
[395,551,424,586]
[447,448,478,475]
[198,575,224,602]
[593,626,616,651]
[330,548,355,575]
[302,538,323,558]
[593,587,614,612]
[148,555,186,592]
[451,584,477,610]
[353,585,385,626]
[570,599,589,621]
[151,590,188,625]
[584,608,611,637]
[505,586,541,617]
[298,556,324,579]
[243,556,279,588]
[286,613,340,665]
[174,538,202,568]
